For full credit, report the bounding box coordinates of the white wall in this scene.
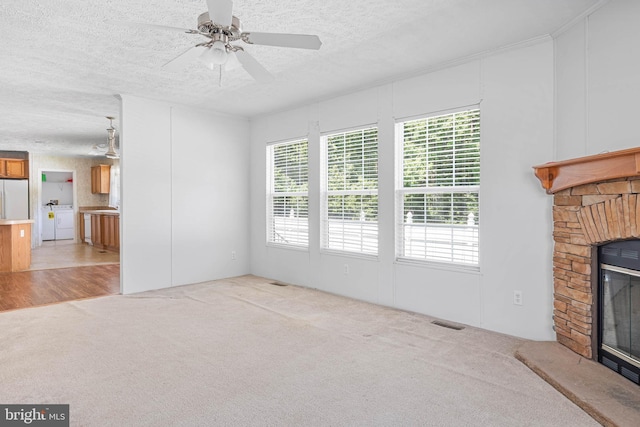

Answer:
[556,0,640,158]
[42,182,73,206]
[250,40,555,340]
[120,95,250,294]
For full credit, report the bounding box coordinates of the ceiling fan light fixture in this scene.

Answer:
[200,40,228,68]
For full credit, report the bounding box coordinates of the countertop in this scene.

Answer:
[80,209,120,215]
[0,219,34,225]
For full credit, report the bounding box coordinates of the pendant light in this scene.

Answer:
[105,116,119,159]
[199,33,229,69]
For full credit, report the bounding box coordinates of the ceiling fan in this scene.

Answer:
[89,117,119,159]
[146,0,322,82]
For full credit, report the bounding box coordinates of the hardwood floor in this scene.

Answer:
[0,264,120,312]
[0,241,120,312]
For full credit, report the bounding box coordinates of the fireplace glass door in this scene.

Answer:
[599,240,640,385]
[601,266,640,365]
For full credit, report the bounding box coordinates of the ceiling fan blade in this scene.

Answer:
[235,50,274,83]
[207,0,233,27]
[243,32,322,50]
[162,46,207,71]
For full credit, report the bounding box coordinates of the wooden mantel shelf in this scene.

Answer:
[533,147,640,194]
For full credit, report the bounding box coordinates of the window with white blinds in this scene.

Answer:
[322,127,378,255]
[397,109,480,266]
[267,139,309,247]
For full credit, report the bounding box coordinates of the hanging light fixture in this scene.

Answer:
[199,33,229,69]
[104,116,119,159]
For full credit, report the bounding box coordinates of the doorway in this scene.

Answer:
[38,169,77,246]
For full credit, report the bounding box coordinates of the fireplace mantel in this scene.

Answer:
[533,147,640,194]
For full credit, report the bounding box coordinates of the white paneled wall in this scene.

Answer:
[120,96,173,293]
[556,0,640,158]
[170,107,250,285]
[251,40,556,340]
[120,96,250,294]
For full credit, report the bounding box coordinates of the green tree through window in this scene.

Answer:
[323,127,378,255]
[268,139,309,246]
[399,109,480,265]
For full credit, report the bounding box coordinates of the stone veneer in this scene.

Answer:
[552,177,640,358]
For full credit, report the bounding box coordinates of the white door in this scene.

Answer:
[55,209,75,240]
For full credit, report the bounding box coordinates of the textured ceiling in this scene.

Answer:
[0,0,602,157]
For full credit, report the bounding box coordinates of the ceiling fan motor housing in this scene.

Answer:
[197,12,242,40]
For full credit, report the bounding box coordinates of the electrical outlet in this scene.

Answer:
[513,290,523,306]
[231,251,236,260]
[343,264,349,275]
[20,229,24,237]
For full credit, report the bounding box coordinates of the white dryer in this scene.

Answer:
[55,207,75,240]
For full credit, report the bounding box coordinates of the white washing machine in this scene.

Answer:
[41,205,75,241]
[41,206,56,240]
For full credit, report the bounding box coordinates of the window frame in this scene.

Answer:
[321,125,379,258]
[395,107,480,270]
[266,138,309,249]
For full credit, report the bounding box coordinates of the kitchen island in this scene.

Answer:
[79,209,119,252]
[0,219,34,272]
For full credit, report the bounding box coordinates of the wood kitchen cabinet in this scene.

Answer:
[0,158,28,179]
[91,214,102,246]
[79,213,86,242]
[0,220,33,272]
[91,165,110,194]
[86,211,119,252]
[103,215,119,251]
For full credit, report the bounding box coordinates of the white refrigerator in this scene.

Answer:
[0,179,29,220]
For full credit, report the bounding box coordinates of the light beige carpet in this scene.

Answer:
[0,275,598,426]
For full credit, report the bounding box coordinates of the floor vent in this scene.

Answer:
[431,320,464,331]
[268,281,288,287]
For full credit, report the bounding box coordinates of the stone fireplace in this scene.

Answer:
[534,147,640,385]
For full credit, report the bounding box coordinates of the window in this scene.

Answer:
[397,109,480,266]
[322,127,378,255]
[267,139,309,247]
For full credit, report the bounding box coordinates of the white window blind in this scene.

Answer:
[322,127,378,255]
[397,109,480,266]
[267,139,309,247]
